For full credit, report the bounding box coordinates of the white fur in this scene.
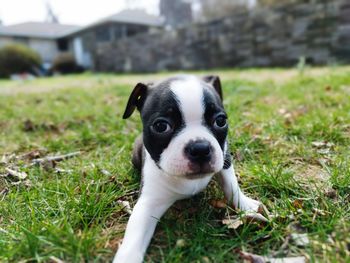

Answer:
[170,76,204,124]
[218,165,261,211]
[113,152,213,263]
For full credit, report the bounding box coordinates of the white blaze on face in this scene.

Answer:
[158,76,224,177]
[171,76,204,124]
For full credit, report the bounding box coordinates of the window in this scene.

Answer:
[126,25,148,37]
[57,39,69,51]
[96,25,111,42]
[13,37,29,45]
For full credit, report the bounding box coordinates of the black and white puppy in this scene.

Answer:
[114,75,261,263]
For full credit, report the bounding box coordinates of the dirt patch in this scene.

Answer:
[294,164,331,191]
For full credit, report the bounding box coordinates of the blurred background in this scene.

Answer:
[0,0,349,78]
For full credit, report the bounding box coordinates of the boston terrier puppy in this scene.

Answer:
[114,75,261,263]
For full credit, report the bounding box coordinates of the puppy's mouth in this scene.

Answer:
[159,161,216,179]
[188,162,214,174]
[181,161,216,179]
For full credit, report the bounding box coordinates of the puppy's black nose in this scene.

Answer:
[185,140,212,163]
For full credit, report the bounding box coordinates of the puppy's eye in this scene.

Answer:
[152,120,172,134]
[214,115,227,129]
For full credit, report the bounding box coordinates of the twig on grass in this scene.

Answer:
[31,151,81,165]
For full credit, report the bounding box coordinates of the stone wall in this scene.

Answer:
[95,0,350,72]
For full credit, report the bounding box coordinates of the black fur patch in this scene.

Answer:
[141,80,185,163]
[202,88,228,151]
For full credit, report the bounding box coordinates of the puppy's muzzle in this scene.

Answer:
[185,140,213,167]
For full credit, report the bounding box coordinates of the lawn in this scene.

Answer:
[0,67,349,262]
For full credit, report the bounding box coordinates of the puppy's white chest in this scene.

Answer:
[166,175,213,197]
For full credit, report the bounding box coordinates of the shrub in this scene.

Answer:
[51,53,84,74]
[0,44,42,78]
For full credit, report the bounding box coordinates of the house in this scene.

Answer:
[0,9,163,70]
[63,9,164,69]
[0,22,79,69]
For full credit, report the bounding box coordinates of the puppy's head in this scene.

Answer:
[123,75,227,178]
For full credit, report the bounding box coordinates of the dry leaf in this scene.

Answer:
[210,199,227,209]
[292,199,303,209]
[176,239,186,248]
[291,233,310,247]
[0,155,9,165]
[49,256,65,263]
[5,168,27,180]
[23,119,36,132]
[19,150,43,161]
[240,251,306,263]
[244,211,269,223]
[55,168,73,174]
[100,169,111,176]
[117,200,132,215]
[201,256,211,263]
[311,141,334,149]
[222,217,243,229]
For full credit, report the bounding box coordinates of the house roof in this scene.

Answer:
[0,10,163,40]
[106,9,164,27]
[66,9,164,37]
[0,22,80,39]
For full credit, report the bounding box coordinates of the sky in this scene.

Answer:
[0,0,160,26]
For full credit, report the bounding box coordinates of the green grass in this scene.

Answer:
[0,67,350,262]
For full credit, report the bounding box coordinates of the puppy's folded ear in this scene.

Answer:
[123,83,148,119]
[203,75,223,101]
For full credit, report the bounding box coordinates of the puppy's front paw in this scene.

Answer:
[238,196,261,212]
[113,249,143,263]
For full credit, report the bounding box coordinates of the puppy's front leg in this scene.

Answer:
[218,164,260,212]
[113,194,174,263]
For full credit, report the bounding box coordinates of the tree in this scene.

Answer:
[45,1,59,23]
[160,0,193,28]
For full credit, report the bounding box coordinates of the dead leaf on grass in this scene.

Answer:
[222,205,269,230]
[23,119,36,132]
[325,86,332,91]
[5,168,27,180]
[0,154,16,165]
[292,199,303,209]
[0,188,9,201]
[117,200,132,215]
[243,211,269,224]
[278,106,308,126]
[209,199,227,209]
[19,149,46,161]
[291,233,310,247]
[49,256,65,263]
[54,168,73,174]
[105,237,123,250]
[222,217,244,229]
[23,119,66,133]
[176,239,186,248]
[311,141,334,155]
[99,169,112,176]
[240,251,306,263]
